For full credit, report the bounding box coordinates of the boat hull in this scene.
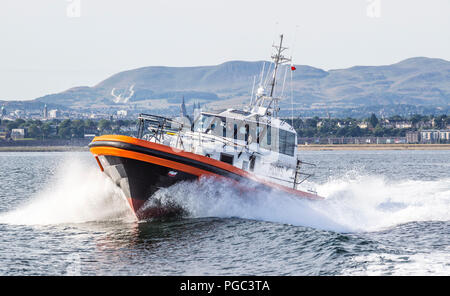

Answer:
[89,135,321,219]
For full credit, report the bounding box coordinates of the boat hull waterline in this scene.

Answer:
[89,135,322,219]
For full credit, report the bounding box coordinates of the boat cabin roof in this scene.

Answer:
[200,108,295,133]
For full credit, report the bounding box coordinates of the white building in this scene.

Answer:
[48,109,60,118]
[43,104,48,119]
[439,130,450,141]
[117,110,128,118]
[420,130,449,143]
[358,122,368,129]
[11,128,25,140]
[394,121,412,129]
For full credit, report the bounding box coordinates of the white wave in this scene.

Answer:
[1,156,448,233]
[342,251,450,275]
[0,157,136,225]
[151,174,450,232]
[315,175,450,232]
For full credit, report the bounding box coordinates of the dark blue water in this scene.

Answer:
[0,151,449,275]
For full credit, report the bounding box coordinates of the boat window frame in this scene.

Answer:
[191,113,296,156]
[278,128,296,156]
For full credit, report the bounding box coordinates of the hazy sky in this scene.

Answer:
[1,0,449,101]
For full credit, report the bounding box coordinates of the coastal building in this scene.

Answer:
[420,130,439,143]
[394,121,412,129]
[381,120,394,128]
[432,118,437,127]
[180,96,187,118]
[419,130,450,143]
[415,120,433,129]
[48,109,60,118]
[357,122,368,129]
[439,130,450,142]
[406,131,419,143]
[117,110,128,118]
[43,104,48,119]
[11,128,25,140]
[0,127,7,140]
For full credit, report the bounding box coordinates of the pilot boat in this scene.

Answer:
[89,35,322,219]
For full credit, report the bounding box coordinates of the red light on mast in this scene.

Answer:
[291,66,296,71]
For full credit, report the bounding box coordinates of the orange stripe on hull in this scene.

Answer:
[91,135,250,177]
[90,146,218,178]
[90,135,323,201]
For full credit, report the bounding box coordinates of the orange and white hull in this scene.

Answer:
[89,135,322,219]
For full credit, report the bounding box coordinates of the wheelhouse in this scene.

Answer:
[192,109,297,157]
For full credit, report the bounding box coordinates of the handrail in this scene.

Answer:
[137,113,263,155]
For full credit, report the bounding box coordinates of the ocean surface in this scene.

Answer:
[0,150,449,275]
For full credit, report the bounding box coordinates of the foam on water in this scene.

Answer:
[1,157,449,232]
[0,157,136,225]
[314,174,450,231]
[151,174,450,232]
[342,249,450,275]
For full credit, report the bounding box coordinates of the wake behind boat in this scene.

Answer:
[89,35,323,219]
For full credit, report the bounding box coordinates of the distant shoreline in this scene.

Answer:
[299,144,450,151]
[0,146,89,152]
[0,144,449,152]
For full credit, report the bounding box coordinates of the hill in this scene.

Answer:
[28,57,450,115]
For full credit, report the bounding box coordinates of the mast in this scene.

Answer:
[250,34,292,118]
[269,34,291,97]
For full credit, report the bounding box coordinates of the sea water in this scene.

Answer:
[0,150,448,275]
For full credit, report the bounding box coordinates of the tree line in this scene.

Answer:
[0,118,137,140]
[1,114,449,140]
[291,114,449,138]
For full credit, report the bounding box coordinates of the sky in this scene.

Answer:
[1,0,449,101]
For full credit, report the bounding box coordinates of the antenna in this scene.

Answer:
[280,64,289,98]
[263,62,274,88]
[290,64,295,127]
[249,75,256,106]
[259,62,265,86]
[269,34,291,97]
[289,26,300,127]
[249,34,293,118]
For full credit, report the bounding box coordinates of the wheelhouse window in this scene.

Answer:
[244,124,249,143]
[278,129,296,156]
[194,114,225,137]
[193,115,293,155]
[222,121,226,137]
[259,124,271,151]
